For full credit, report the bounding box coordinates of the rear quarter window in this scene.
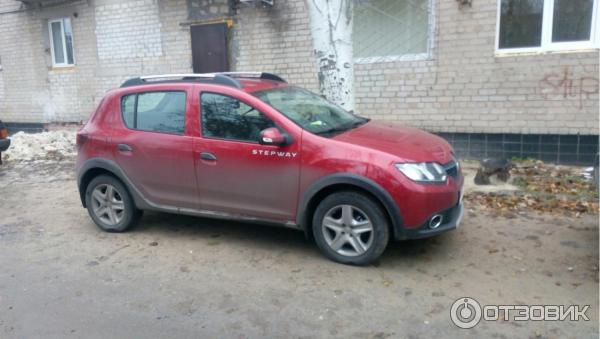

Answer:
[120,91,186,135]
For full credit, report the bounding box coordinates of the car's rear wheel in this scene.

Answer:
[312,191,389,265]
[85,175,142,232]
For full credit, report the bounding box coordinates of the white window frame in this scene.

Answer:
[495,0,600,55]
[48,18,75,67]
[354,0,436,64]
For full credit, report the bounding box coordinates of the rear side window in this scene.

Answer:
[121,91,186,135]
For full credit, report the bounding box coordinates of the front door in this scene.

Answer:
[191,23,229,73]
[193,91,301,222]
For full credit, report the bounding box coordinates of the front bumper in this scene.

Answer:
[0,138,10,152]
[395,199,464,240]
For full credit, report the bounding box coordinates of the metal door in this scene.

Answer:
[191,23,229,73]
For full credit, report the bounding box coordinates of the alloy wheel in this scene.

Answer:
[321,204,374,257]
[91,184,125,227]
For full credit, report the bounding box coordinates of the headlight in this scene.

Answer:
[395,162,447,183]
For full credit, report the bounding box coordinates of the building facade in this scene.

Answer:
[0,0,598,163]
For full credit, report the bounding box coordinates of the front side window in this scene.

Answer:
[498,0,599,52]
[121,91,186,135]
[49,18,75,66]
[253,87,368,136]
[353,0,431,61]
[200,93,275,143]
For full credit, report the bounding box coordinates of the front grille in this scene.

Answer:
[443,159,459,179]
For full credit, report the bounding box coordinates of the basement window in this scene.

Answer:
[496,0,600,54]
[49,18,75,67]
[353,0,432,63]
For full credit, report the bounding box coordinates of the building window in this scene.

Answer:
[48,18,75,67]
[497,0,599,53]
[353,0,432,63]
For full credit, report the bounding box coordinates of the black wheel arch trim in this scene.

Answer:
[77,157,152,210]
[296,173,405,240]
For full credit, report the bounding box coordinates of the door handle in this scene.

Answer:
[200,152,217,161]
[117,143,133,152]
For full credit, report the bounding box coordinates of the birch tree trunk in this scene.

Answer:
[305,0,354,111]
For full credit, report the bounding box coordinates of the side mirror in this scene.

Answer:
[259,127,287,146]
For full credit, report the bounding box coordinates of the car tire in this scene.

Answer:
[312,191,389,265]
[85,175,142,232]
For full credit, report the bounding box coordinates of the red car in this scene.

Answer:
[76,72,464,265]
[0,120,10,165]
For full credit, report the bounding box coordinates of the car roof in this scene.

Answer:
[119,73,288,93]
[236,78,288,93]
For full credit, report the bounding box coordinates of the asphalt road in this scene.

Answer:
[0,161,598,338]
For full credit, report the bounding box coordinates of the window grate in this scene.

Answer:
[353,0,430,60]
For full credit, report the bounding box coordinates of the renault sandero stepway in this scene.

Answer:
[76,72,463,265]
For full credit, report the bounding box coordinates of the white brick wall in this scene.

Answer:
[0,1,47,122]
[351,0,599,134]
[0,0,597,135]
[95,0,163,60]
[0,69,4,101]
[233,0,319,91]
[0,0,190,123]
[234,0,599,135]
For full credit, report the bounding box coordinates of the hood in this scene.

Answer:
[332,121,454,164]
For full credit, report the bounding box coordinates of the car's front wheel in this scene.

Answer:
[85,175,142,232]
[312,191,389,265]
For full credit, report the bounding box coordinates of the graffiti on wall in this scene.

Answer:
[538,67,599,109]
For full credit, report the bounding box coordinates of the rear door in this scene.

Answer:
[193,89,301,222]
[112,86,198,209]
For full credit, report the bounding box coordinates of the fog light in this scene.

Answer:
[429,214,443,229]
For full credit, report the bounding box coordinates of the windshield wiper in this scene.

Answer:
[350,117,370,128]
[314,126,349,135]
[314,118,370,135]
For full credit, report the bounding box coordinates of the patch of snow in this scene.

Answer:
[3,130,76,162]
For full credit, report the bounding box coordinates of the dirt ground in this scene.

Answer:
[0,158,598,338]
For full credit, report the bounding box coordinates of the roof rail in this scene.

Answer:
[212,72,287,83]
[120,72,286,88]
[120,73,242,88]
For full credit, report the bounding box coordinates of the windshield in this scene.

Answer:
[253,87,368,135]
